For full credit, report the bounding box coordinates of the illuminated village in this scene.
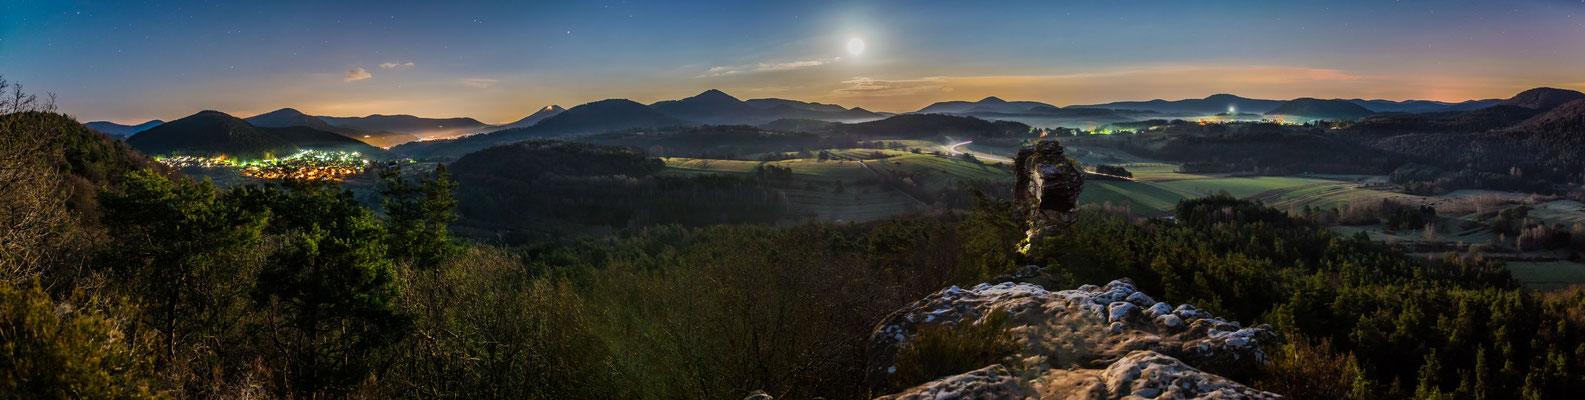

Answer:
[155,149,371,181]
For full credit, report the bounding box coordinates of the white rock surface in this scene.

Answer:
[867,278,1280,400]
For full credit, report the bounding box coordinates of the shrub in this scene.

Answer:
[891,309,1020,390]
[0,282,161,398]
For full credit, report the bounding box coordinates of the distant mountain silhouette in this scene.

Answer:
[393,99,691,159]
[826,114,1031,139]
[495,105,566,130]
[1073,94,1285,115]
[317,113,490,138]
[1263,98,1375,121]
[1341,99,1502,113]
[648,89,881,124]
[128,110,383,159]
[246,108,419,147]
[1498,87,1585,111]
[83,120,164,138]
[915,96,1059,114]
[744,98,847,113]
[649,89,762,124]
[246,108,346,133]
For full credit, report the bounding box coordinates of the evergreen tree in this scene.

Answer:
[251,182,411,395]
[99,170,266,365]
[379,164,460,269]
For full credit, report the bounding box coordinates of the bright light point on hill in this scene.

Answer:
[846,37,865,56]
[1228,105,1236,114]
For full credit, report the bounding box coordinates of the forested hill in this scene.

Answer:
[446,140,787,241]
[128,110,386,159]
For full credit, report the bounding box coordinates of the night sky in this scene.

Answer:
[4,0,1584,123]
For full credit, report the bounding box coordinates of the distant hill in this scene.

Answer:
[82,120,164,138]
[246,108,419,148]
[1263,98,1375,121]
[649,89,883,124]
[1498,87,1585,111]
[745,98,848,113]
[1506,98,1585,135]
[827,114,1031,139]
[494,105,566,130]
[128,110,384,159]
[1341,99,1501,113]
[447,140,786,241]
[916,96,1059,115]
[316,113,490,140]
[1074,94,1285,115]
[650,89,763,124]
[246,108,346,133]
[7,112,168,221]
[392,99,692,159]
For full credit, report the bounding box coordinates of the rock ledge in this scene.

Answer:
[869,279,1281,399]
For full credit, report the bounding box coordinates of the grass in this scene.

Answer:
[663,158,760,174]
[1114,163,1209,182]
[1258,183,1414,211]
[1506,260,1585,291]
[1526,200,1585,226]
[890,309,1019,392]
[1078,180,1188,214]
[1153,176,1342,199]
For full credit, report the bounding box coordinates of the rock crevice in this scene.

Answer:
[869,279,1281,399]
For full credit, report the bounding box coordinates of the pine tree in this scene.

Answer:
[379,164,460,269]
[252,182,411,396]
[99,170,266,365]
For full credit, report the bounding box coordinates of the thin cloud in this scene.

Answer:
[834,77,949,97]
[699,57,839,78]
[344,68,372,81]
[460,78,500,88]
[380,61,415,69]
[820,65,1405,110]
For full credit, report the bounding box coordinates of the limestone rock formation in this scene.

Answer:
[868,279,1281,399]
[1014,141,1084,252]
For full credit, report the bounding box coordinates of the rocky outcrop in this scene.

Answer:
[1014,141,1083,253]
[868,279,1280,399]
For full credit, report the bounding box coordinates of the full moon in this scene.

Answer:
[846,37,866,56]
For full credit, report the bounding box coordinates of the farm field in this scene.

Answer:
[1527,200,1585,226]
[1114,163,1211,182]
[1257,183,1415,210]
[1078,180,1188,214]
[1152,176,1342,199]
[1506,260,1585,291]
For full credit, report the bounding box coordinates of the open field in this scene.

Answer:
[1114,163,1211,182]
[1506,260,1585,291]
[1079,180,1189,214]
[1256,183,1415,210]
[1152,176,1342,199]
[1527,200,1585,226]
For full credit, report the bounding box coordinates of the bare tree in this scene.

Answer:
[0,75,58,114]
[0,74,70,283]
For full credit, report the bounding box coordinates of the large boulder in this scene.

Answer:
[868,279,1280,399]
[1014,140,1084,252]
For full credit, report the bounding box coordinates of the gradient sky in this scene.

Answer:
[4,0,1585,124]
